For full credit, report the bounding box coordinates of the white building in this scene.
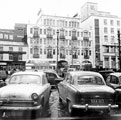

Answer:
[27,15,94,70]
[81,2,121,70]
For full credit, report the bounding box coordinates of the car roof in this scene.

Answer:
[11,71,45,76]
[109,72,121,77]
[69,71,103,77]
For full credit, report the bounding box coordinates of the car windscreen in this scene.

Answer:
[77,75,104,85]
[9,74,41,84]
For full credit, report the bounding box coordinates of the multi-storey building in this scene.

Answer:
[81,2,121,70]
[27,15,94,70]
[0,23,28,70]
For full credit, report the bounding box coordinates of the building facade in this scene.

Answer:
[0,24,28,70]
[81,2,121,70]
[27,15,94,70]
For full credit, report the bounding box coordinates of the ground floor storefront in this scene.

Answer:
[0,61,26,71]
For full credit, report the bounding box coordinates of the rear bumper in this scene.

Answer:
[72,104,118,111]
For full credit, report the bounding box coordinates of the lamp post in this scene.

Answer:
[118,30,121,70]
[56,29,59,70]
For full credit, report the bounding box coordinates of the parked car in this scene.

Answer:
[99,70,114,81]
[0,70,7,81]
[106,72,121,106]
[0,71,51,118]
[43,70,63,88]
[58,71,118,116]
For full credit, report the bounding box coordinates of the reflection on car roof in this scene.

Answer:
[109,72,121,77]
[11,71,45,76]
[69,71,103,77]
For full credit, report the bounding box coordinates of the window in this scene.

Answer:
[0,47,3,51]
[40,48,42,54]
[69,31,71,36]
[30,28,33,34]
[104,46,109,53]
[44,29,46,35]
[111,36,115,43]
[4,34,8,39]
[44,38,46,44]
[9,35,13,40]
[0,34,3,39]
[104,27,108,33]
[40,29,42,34]
[44,49,46,54]
[104,19,107,25]
[9,54,13,60]
[9,47,13,51]
[18,55,22,60]
[30,48,33,54]
[40,38,42,44]
[104,35,108,42]
[110,20,114,26]
[111,28,114,34]
[18,47,23,52]
[0,54,3,60]
[117,20,120,26]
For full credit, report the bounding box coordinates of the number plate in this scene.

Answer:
[91,99,104,104]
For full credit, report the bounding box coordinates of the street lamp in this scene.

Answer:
[56,29,59,70]
[118,30,121,70]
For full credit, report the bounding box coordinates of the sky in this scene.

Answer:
[0,0,121,29]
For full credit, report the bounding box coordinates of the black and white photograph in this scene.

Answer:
[0,0,121,120]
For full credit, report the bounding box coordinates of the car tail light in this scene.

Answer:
[31,93,39,100]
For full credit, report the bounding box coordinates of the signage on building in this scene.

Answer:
[0,63,7,65]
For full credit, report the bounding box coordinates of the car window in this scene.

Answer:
[110,75,119,84]
[9,75,41,84]
[76,75,104,85]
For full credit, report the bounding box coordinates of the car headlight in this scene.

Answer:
[31,93,39,100]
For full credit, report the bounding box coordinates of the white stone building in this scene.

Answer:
[27,15,94,70]
[81,2,121,70]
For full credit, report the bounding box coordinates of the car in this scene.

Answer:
[106,72,121,106]
[57,71,118,116]
[0,70,7,81]
[43,70,63,88]
[99,70,114,81]
[0,71,51,118]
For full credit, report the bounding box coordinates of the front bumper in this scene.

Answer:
[72,104,118,111]
[0,105,42,111]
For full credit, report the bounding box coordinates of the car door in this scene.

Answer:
[58,73,69,102]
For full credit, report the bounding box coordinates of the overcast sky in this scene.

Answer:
[0,0,121,29]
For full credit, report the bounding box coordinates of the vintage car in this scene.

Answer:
[106,72,121,106]
[43,70,63,89]
[99,70,114,81]
[0,71,51,118]
[57,71,118,116]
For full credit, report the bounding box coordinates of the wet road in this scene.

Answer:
[1,89,121,120]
